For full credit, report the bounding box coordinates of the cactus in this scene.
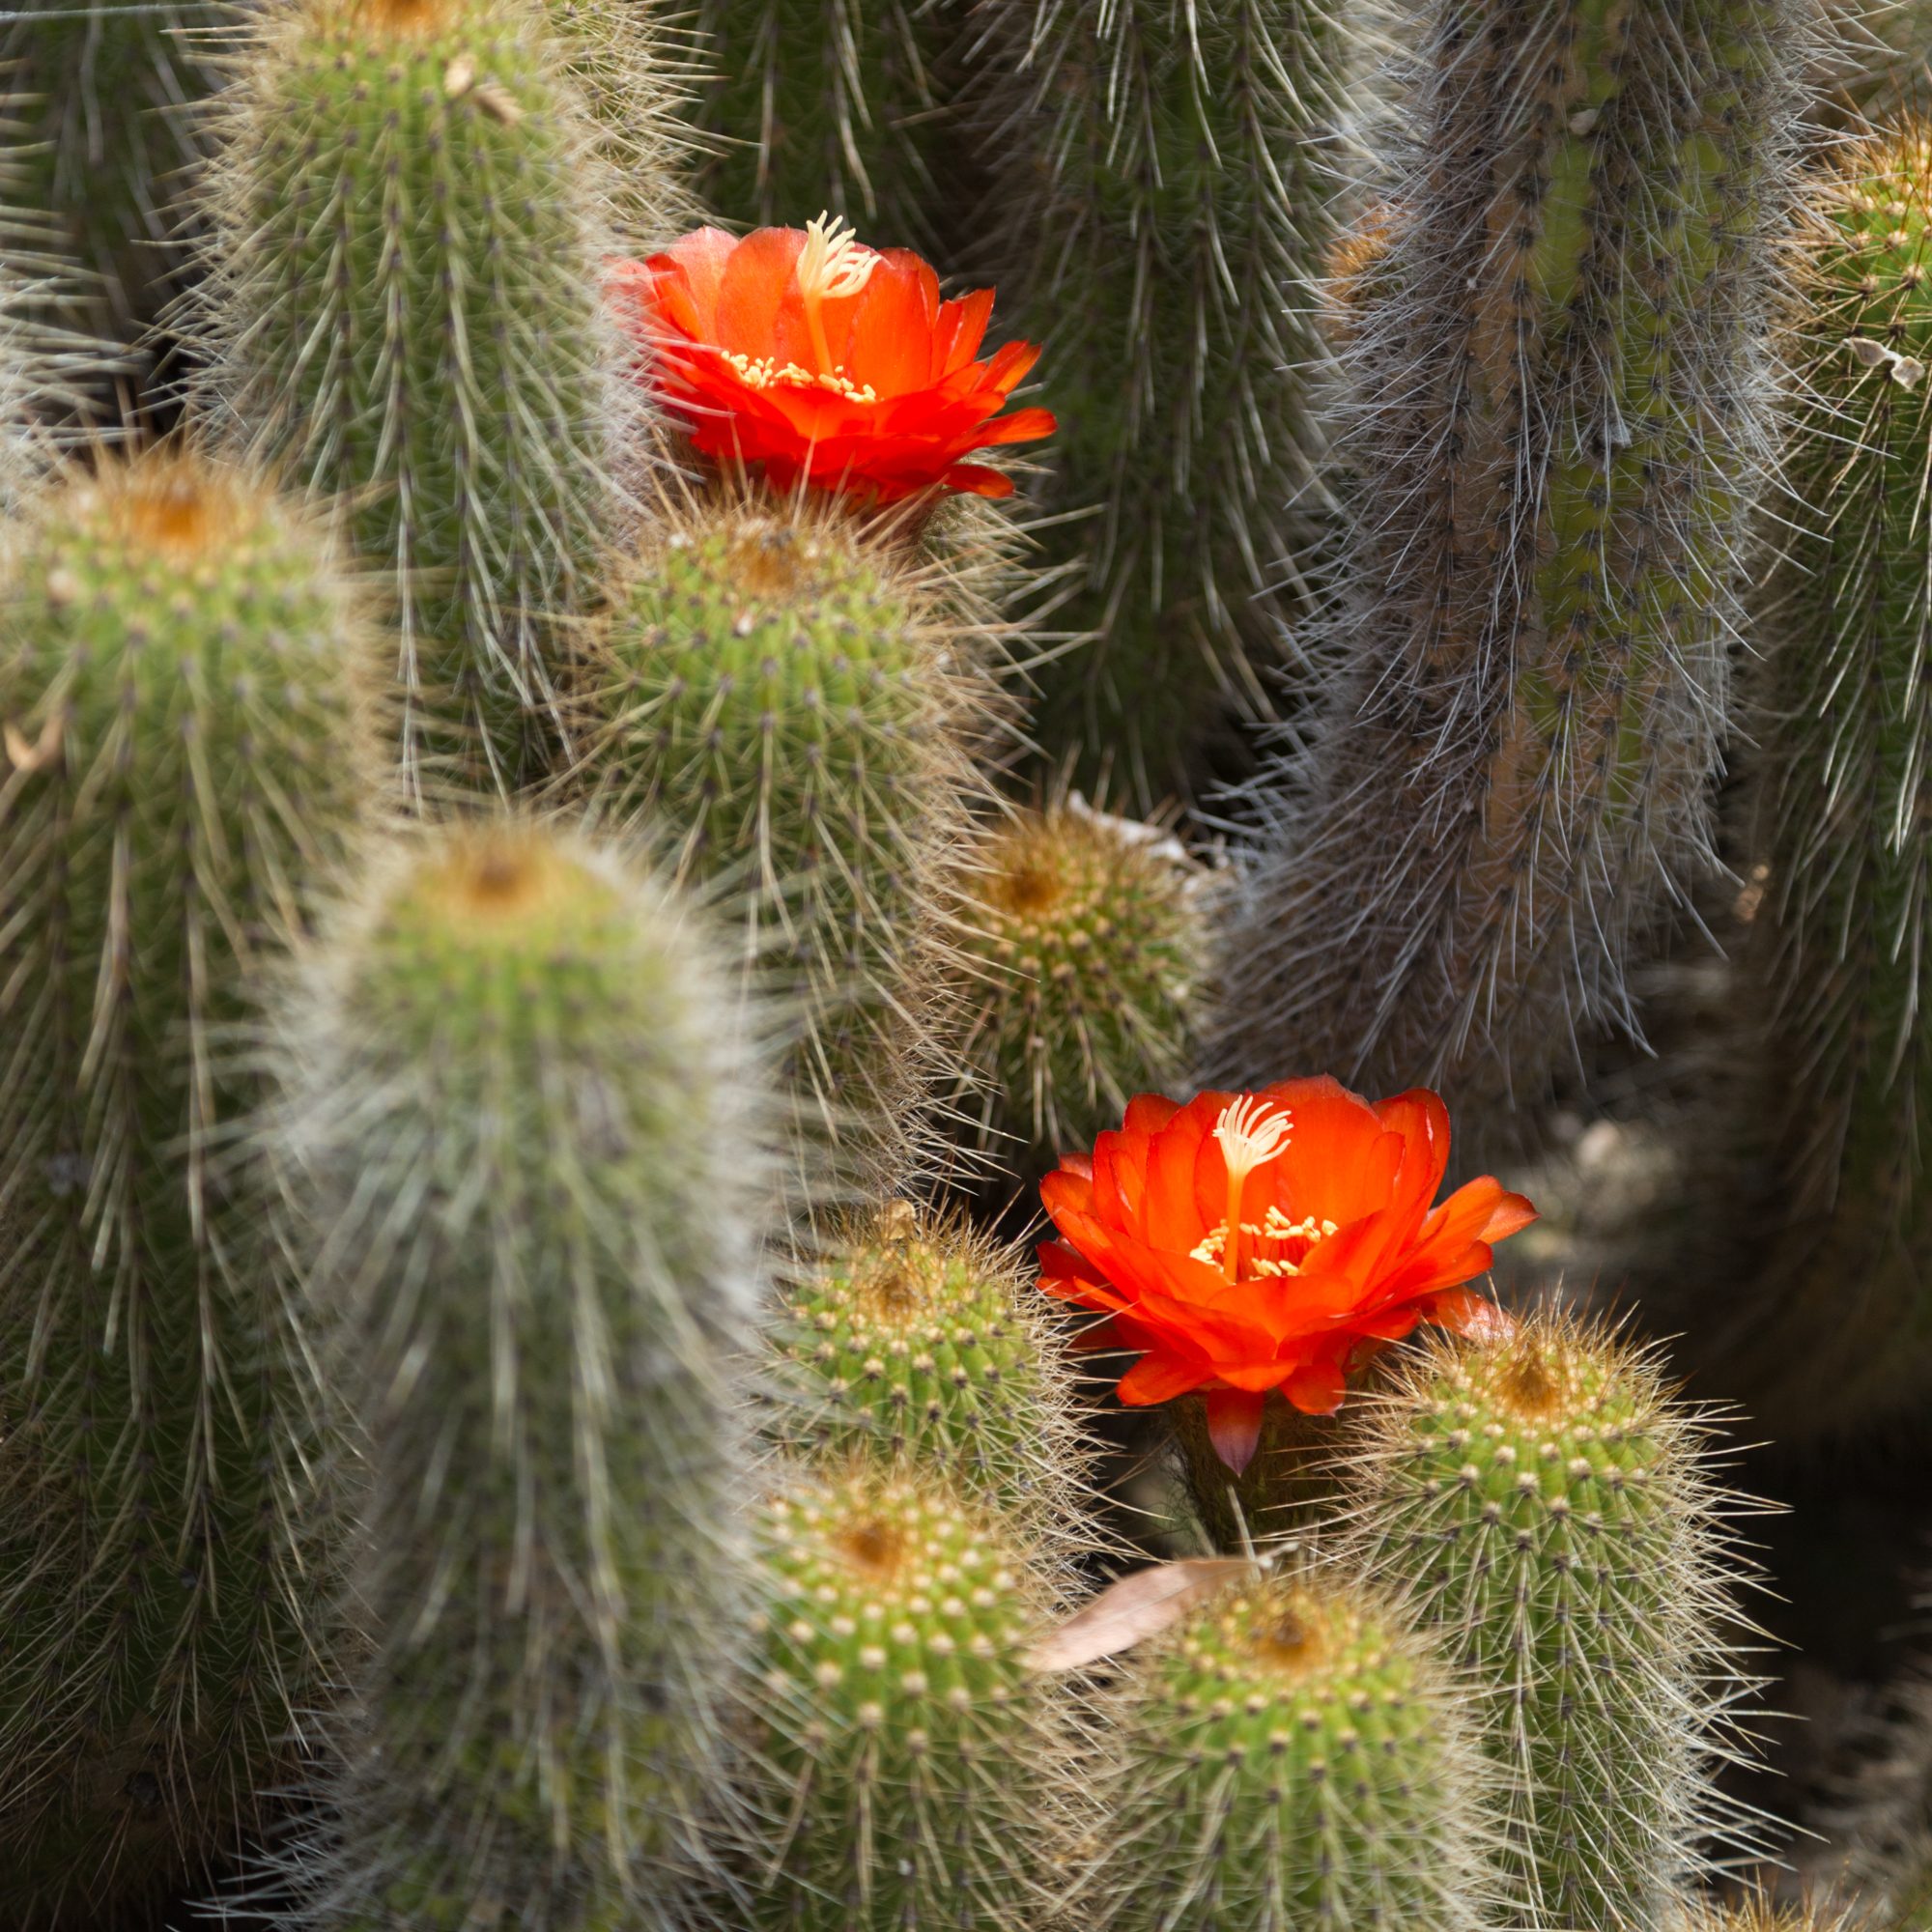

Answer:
[190,0,629,799]
[685,0,956,244]
[2,0,222,384]
[967,0,1348,803]
[1841,1655,1932,1932]
[730,1462,1047,1931]
[1707,124,1932,1443]
[1206,0,1807,1129]
[1070,1563,1501,1932]
[948,799,1206,1163]
[766,1201,1085,1534]
[579,490,999,1185]
[0,448,370,1926]
[262,821,770,1929]
[1338,1313,1755,1930]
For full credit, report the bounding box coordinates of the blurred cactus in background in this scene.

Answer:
[8,0,1932,1922]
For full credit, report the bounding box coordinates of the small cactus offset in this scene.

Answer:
[948,799,1206,1165]
[1338,1313,1757,1929]
[264,821,771,1928]
[968,0,1349,802]
[190,0,631,798]
[1208,0,1807,1126]
[580,490,1001,1183]
[728,1463,1050,1932]
[1068,1564,1502,1932]
[766,1202,1086,1533]
[0,449,370,1926]
[1718,124,1932,1441]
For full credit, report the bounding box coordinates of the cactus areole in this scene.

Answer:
[1037,1078,1536,1469]
[609,213,1056,497]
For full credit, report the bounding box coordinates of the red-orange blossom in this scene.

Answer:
[609,214,1056,501]
[1037,1078,1537,1471]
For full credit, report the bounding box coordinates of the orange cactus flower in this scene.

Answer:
[1037,1077,1537,1473]
[609,214,1057,502]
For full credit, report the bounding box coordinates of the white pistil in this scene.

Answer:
[797,211,878,377]
[1213,1096,1292,1285]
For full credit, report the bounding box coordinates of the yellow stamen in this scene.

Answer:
[1212,1096,1292,1285]
[796,212,878,378]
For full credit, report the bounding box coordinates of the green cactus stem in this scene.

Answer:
[0,449,370,1928]
[190,0,627,798]
[1208,0,1806,1133]
[1072,1564,1501,1932]
[1339,1313,1758,1929]
[766,1201,1085,1537]
[1711,123,1932,1443]
[730,1463,1047,1931]
[948,799,1206,1164]
[969,0,1348,804]
[263,821,771,1929]
[580,490,1001,1188]
[683,0,954,245]
[2,0,222,385]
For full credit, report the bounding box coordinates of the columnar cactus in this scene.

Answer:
[1340,1315,1753,1929]
[264,821,770,1928]
[581,492,999,1183]
[948,800,1206,1162]
[0,449,370,1926]
[1,0,220,365]
[1208,0,1806,1128]
[766,1202,1085,1534]
[1071,1565,1501,1932]
[969,0,1349,801]
[730,1463,1048,1931]
[1719,123,1932,1442]
[686,0,952,242]
[191,0,628,798]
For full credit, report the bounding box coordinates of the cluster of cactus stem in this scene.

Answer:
[10,0,1932,1918]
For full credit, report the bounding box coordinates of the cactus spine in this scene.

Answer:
[767,1204,1084,1534]
[1718,125,1932,1441]
[733,1463,1046,1931]
[1340,1314,1754,1929]
[266,822,769,1928]
[1208,0,1804,1123]
[971,0,1347,801]
[1071,1565,1500,1932]
[949,800,1205,1163]
[192,0,627,798]
[582,492,996,1183]
[0,450,369,1926]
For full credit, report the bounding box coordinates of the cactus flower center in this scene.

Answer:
[1037,1077,1537,1473]
[607,223,1057,501]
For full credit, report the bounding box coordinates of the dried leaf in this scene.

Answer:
[442,54,475,99]
[1025,1559,1257,1673]
[4,712,65,775]
[1846,336,1892,368]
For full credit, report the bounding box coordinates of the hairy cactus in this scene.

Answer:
[1071,1564,1500,1932]
[969,0,1348,801]
[580,491,999,1185]
[766,1202,1085,1534]
[1339,1314,1755,1929]
[264,821,770,1928]
[1208,0,1806,1128]
[685,0,954,243]
[729,1463,1047,1931]
[1712,124,1932,1442]
[948,799,1206,1163]
[191,0,629,798]
[0,449,370,1927]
